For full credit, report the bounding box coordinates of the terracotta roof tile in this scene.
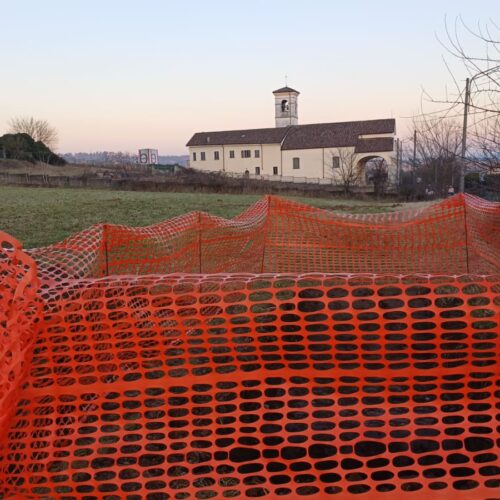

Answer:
[281,119,395,150]
[355,137,394,154]
[186,119,396,150]
[186,127,290,147]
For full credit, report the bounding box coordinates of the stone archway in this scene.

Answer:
[356,155,391,195]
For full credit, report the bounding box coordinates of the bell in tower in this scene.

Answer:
[273,86,299,128]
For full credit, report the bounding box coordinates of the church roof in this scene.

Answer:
[272,86,300,94]
[281,119,395,150]
[355,137,394,154]
[186,119,395,152]
[186,127,290,147]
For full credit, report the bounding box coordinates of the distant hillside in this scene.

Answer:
[158,155,189,166]
[63,152,189,166]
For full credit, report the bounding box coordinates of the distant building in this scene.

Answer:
[187,86,396,183]
[138,149,159,165]
[62,151,137,165]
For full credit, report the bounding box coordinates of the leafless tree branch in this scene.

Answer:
[328,148,362,194]
[8,116,58,149]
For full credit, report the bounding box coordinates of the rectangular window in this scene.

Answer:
[255,167,261,175]
[241,150,251,158]
[293,157,300,169]
[192,152,197,161]
[255,149,260,158]
[214,151,220,160]
[273,166,278,175]
[229,150,235,159]
[201,152,206,161]
[331,156,340,168]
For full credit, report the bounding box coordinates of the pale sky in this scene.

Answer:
[1,0,498,154]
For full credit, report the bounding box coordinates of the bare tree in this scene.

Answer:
[432,17,500,117]
[411,117,462,195]
[468,115,500,172]
[418,17,500,189]
[328,148,362,194]
[8,116,58,149]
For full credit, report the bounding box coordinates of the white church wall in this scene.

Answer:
[189,143,396,183]
[281,149,325,178]
[189,143,283,176]
[262,144,282,175]
[280,147,396,182]
[189,146,223,172]
[223,144,263,175]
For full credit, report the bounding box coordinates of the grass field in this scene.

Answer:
[0,186,432,248]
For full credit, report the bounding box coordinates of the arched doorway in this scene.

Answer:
[357,156,389,194]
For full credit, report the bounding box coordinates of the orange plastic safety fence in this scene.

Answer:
[0,233,41,435]
[0,194,499,500]
[1,273,499,499]
[27,194,500,288]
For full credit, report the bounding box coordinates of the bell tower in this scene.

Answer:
[273,86,299,127]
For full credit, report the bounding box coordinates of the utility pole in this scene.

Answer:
[399,142,403,182]
[459,77,470,193]
[397,139,403,190]
[412,130,417,188]
[396,138,400,186]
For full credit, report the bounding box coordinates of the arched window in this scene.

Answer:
[281,99,289,112]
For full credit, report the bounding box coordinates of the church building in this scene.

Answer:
[186,87,396,184]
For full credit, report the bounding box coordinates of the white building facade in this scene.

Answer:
[187,87,396,184]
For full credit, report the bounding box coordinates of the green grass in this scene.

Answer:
[0,186,430,248]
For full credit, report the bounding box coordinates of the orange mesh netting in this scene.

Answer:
[0,234,41,435]
[27,194,499,285]
[0,194,499,500]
